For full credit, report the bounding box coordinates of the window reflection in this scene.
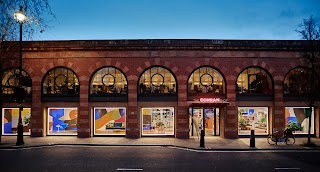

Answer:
[139,67,176,94]
[236,67,273,94]
[90,67,127,94]
[188,67,225,94]
[42,67,79,95]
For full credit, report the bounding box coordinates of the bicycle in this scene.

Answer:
[267,129,295,145]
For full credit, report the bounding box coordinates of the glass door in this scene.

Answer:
[189,108,220,136]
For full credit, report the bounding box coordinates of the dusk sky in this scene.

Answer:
[34,0,320,40]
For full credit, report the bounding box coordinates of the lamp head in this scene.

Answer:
[14,6,27,23]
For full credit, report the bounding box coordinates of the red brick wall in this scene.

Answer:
[3,40,307,139]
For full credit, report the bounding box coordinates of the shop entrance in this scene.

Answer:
[190,108,220,137]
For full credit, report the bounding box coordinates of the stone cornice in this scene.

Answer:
[2,39,316,52]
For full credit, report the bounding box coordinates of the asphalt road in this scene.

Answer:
[1,146,320,172]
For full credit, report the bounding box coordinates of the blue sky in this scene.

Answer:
[34,0,320,40]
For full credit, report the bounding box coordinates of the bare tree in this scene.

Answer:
[0,0,55,142]
[295,15,320,146]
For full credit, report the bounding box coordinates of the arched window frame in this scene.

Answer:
[236,66,273,95]
[89,66,128,95]
[138,66,177,95]
[283,66,319,96]
[2,67,32,95]
[42,66,80,96]
[187,66,226,95]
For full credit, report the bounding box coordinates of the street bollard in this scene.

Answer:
[200,129,205,147]
[250,129,255,147]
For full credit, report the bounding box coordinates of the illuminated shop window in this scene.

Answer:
[236,67,273,94]
[238,107,268,135]
[139,66,176,94]
[141,107,174,136]
[42,67,79,95]
[93,107,126,135]
[283,67,319,96]
[2,68,32,95]
[285,107,314,134]
[90,67,127,94]
[47,108,77,135]
[2,108,31,135]
[188,66,225,94]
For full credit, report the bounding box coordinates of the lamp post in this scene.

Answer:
[14,6,27,146]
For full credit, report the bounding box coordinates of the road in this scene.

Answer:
[1,146,320,171]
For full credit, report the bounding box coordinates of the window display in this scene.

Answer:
[94,107,126,135]
[141,108,174,135]
[47,108,77,135]
[2,108,31,135]
[238,107,268,135]
[285,107,314,134]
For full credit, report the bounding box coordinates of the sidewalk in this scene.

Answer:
[1,136,320,150]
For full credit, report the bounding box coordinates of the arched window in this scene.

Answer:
[138,66,176,94]
[90,67,127,94]
[2,68,32,95]
[236,67,273,94]
[188,66,225,94]
[283,67,319,96]
[42,67,79,95]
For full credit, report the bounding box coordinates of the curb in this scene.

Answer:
[1,143,320,151]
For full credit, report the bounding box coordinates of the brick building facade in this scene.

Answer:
[1,39,319,139]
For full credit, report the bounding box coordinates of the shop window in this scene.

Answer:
[238,107,268,135]
[2,68,32,95]
[283,67,319,96]
[285,107,314,134]
[138,66,176,94]
[236,67,273,95]
[47,108,77,135]
[93,107,126,135]
[141,108,174,136]
[2,108,31,135]
[188,67,225,94]
[42,67,79,95]
[90,67,127,95]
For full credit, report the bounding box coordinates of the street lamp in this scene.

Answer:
[14,6,27,146]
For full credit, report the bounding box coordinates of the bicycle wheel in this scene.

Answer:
[285,136,295,145]
[267,134,276,145]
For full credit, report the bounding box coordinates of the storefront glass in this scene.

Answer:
[236,67,273,94]
[2,108,31,135]
[47,108,77,135]
[188,67,225,94]
[90,67,127,94]
[93,107,126,135]
[285,107,314,134]
[141,108,174,135]
[238,107,268,135]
